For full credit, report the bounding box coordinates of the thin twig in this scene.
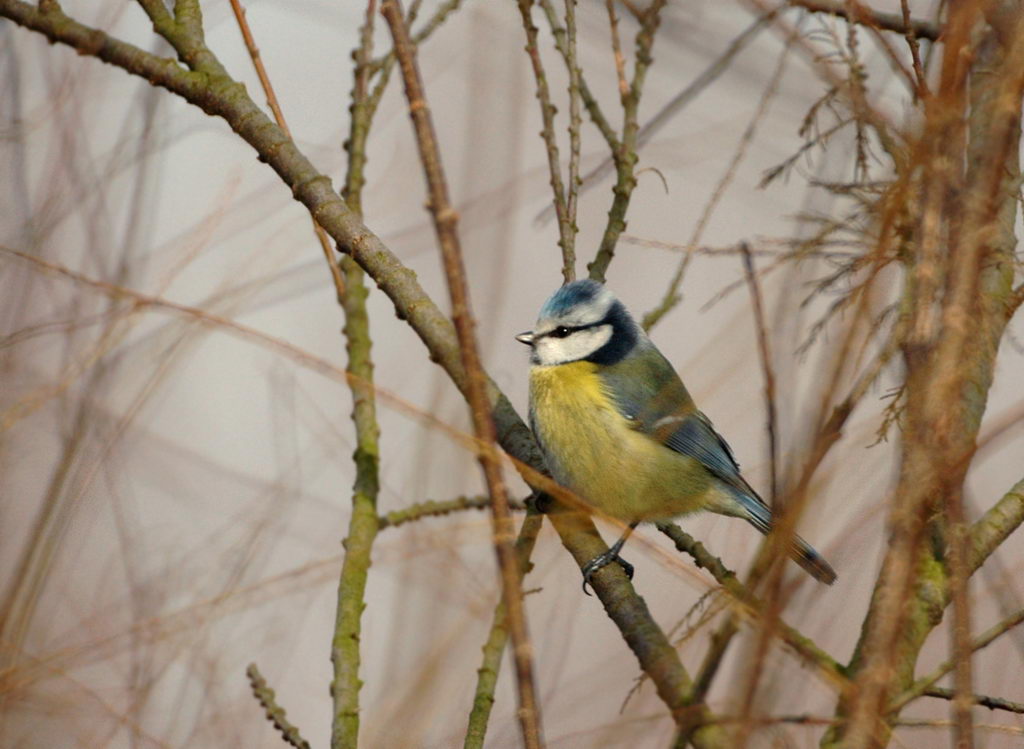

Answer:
[562,0,581,282]
[377,495,526,530]
[537,0,619,151]
[541,11,775,228]
[606,0,628,99]
[246,663,312,749]
[890,606,1024,713]
[464,512,544,749]
[642,14,791,330]
[740,244,779,501]
[923,687,1024,715]
[516,0,572,283]
[367,0,463,74]
[657,524,846,683]
[790,0,941,41]
[899,0,929,99]
[588,0,668,282]
[226,0,345,298]
[379,3,543,747]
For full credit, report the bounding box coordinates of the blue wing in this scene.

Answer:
[596,340,760,502]
[597,342,839,584]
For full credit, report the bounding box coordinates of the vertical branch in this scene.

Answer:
[223,4,381,747]
[945,483,975,749]
[588,0,668,283]
[379,3,544,748]
[516,0,573,282]
[464,512,544,749]
[538,0,620,150]
[827,5,1024,748]
[899,0,930,99]
[740,245,779,503]
[331,2,385,747]
[562,0,581,282]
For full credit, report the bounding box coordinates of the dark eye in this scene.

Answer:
[551,326,572,338]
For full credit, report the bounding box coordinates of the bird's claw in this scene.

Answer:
[581,551,635,595]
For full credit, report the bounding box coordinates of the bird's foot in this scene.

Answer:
[581,551,634,596]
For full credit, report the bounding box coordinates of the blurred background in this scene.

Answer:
[1,1,1022,747]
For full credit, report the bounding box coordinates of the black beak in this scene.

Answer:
[515,331,535,346]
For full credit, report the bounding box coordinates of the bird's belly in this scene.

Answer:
[530,363,712,522]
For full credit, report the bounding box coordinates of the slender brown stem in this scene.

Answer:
[516,0,571,283]
[789,0,940,41]
[226,0,345,298]
[740,245,778,500]
[464,512,544,749]
[588,0,668,282]
[379,3,543,747]
[890,606,1024,713]
[922,687,1024,716]
[562,0,581,282]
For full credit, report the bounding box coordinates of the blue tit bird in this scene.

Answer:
[516,279,836,590]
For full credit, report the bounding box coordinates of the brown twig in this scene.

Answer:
[226,0,345,298]
[740,245,779,502]
[890,606,1024,713]
[516,0,572,284]
[900,0,930,99]
[789,0,940,41]
[537,0,619,151]
[588,0,668,282]
[544,11,774,229]
[562,0,581,282]
[379,3,543,747]
[464,512,544,749]
[606,0,628,99]
[642,12,789,330]
[922,687,1024,715]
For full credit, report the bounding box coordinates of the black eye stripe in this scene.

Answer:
[544,321,603,339]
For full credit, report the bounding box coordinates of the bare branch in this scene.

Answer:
[588,0,668,282]
[968,475,1024,575]
[922,687,1024,715]
[377,495,526,530]
[464,513,544,749]
[740,245,779,501]
[789,0,940,42]
[890,607,1024,713]
[516,0,573,283]
[379,3,543,746]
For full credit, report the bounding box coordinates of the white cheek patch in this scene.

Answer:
[534,325,613,366]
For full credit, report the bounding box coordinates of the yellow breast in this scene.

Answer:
[529,362,713,522]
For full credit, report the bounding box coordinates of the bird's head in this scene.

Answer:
[516,279,641,366]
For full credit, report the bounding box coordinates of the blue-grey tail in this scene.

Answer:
[731,491,837,585]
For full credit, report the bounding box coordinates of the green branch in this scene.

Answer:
[464,512,543,749]
[247,663,312,749]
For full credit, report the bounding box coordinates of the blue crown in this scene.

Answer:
[539,279,604,319]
